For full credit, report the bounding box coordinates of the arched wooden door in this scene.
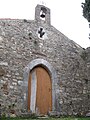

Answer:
[28,66,52,115]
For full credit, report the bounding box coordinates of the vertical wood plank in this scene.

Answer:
[28,73,31,111]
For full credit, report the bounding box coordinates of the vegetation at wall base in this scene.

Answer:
[1,116,90,120]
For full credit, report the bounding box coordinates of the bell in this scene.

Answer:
[40,13,45,18]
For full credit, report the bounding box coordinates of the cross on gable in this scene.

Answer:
[38,28,45,38]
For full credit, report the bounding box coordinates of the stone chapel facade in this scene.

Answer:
[0,4,90,116]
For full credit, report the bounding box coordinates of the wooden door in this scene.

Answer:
[28,67,52,115]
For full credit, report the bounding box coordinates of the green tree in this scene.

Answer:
[82,0,90,22]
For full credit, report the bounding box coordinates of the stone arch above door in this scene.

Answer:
[23,58,57,113]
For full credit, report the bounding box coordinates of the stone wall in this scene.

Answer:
[0,5,90,116]
[83,47,90,115]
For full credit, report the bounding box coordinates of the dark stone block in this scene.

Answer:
[0,68,5,76]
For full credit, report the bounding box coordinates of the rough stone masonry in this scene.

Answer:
[0,4,90,116]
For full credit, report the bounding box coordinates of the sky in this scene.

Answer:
[0,0,89,48]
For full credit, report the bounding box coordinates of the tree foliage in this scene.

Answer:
[82,0,90,22]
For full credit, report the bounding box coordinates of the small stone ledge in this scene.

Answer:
[19,112,37,118]
[86,112,90,117]
[20,112,49,118]
[48,111,61,117]
[19,112,32,117]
